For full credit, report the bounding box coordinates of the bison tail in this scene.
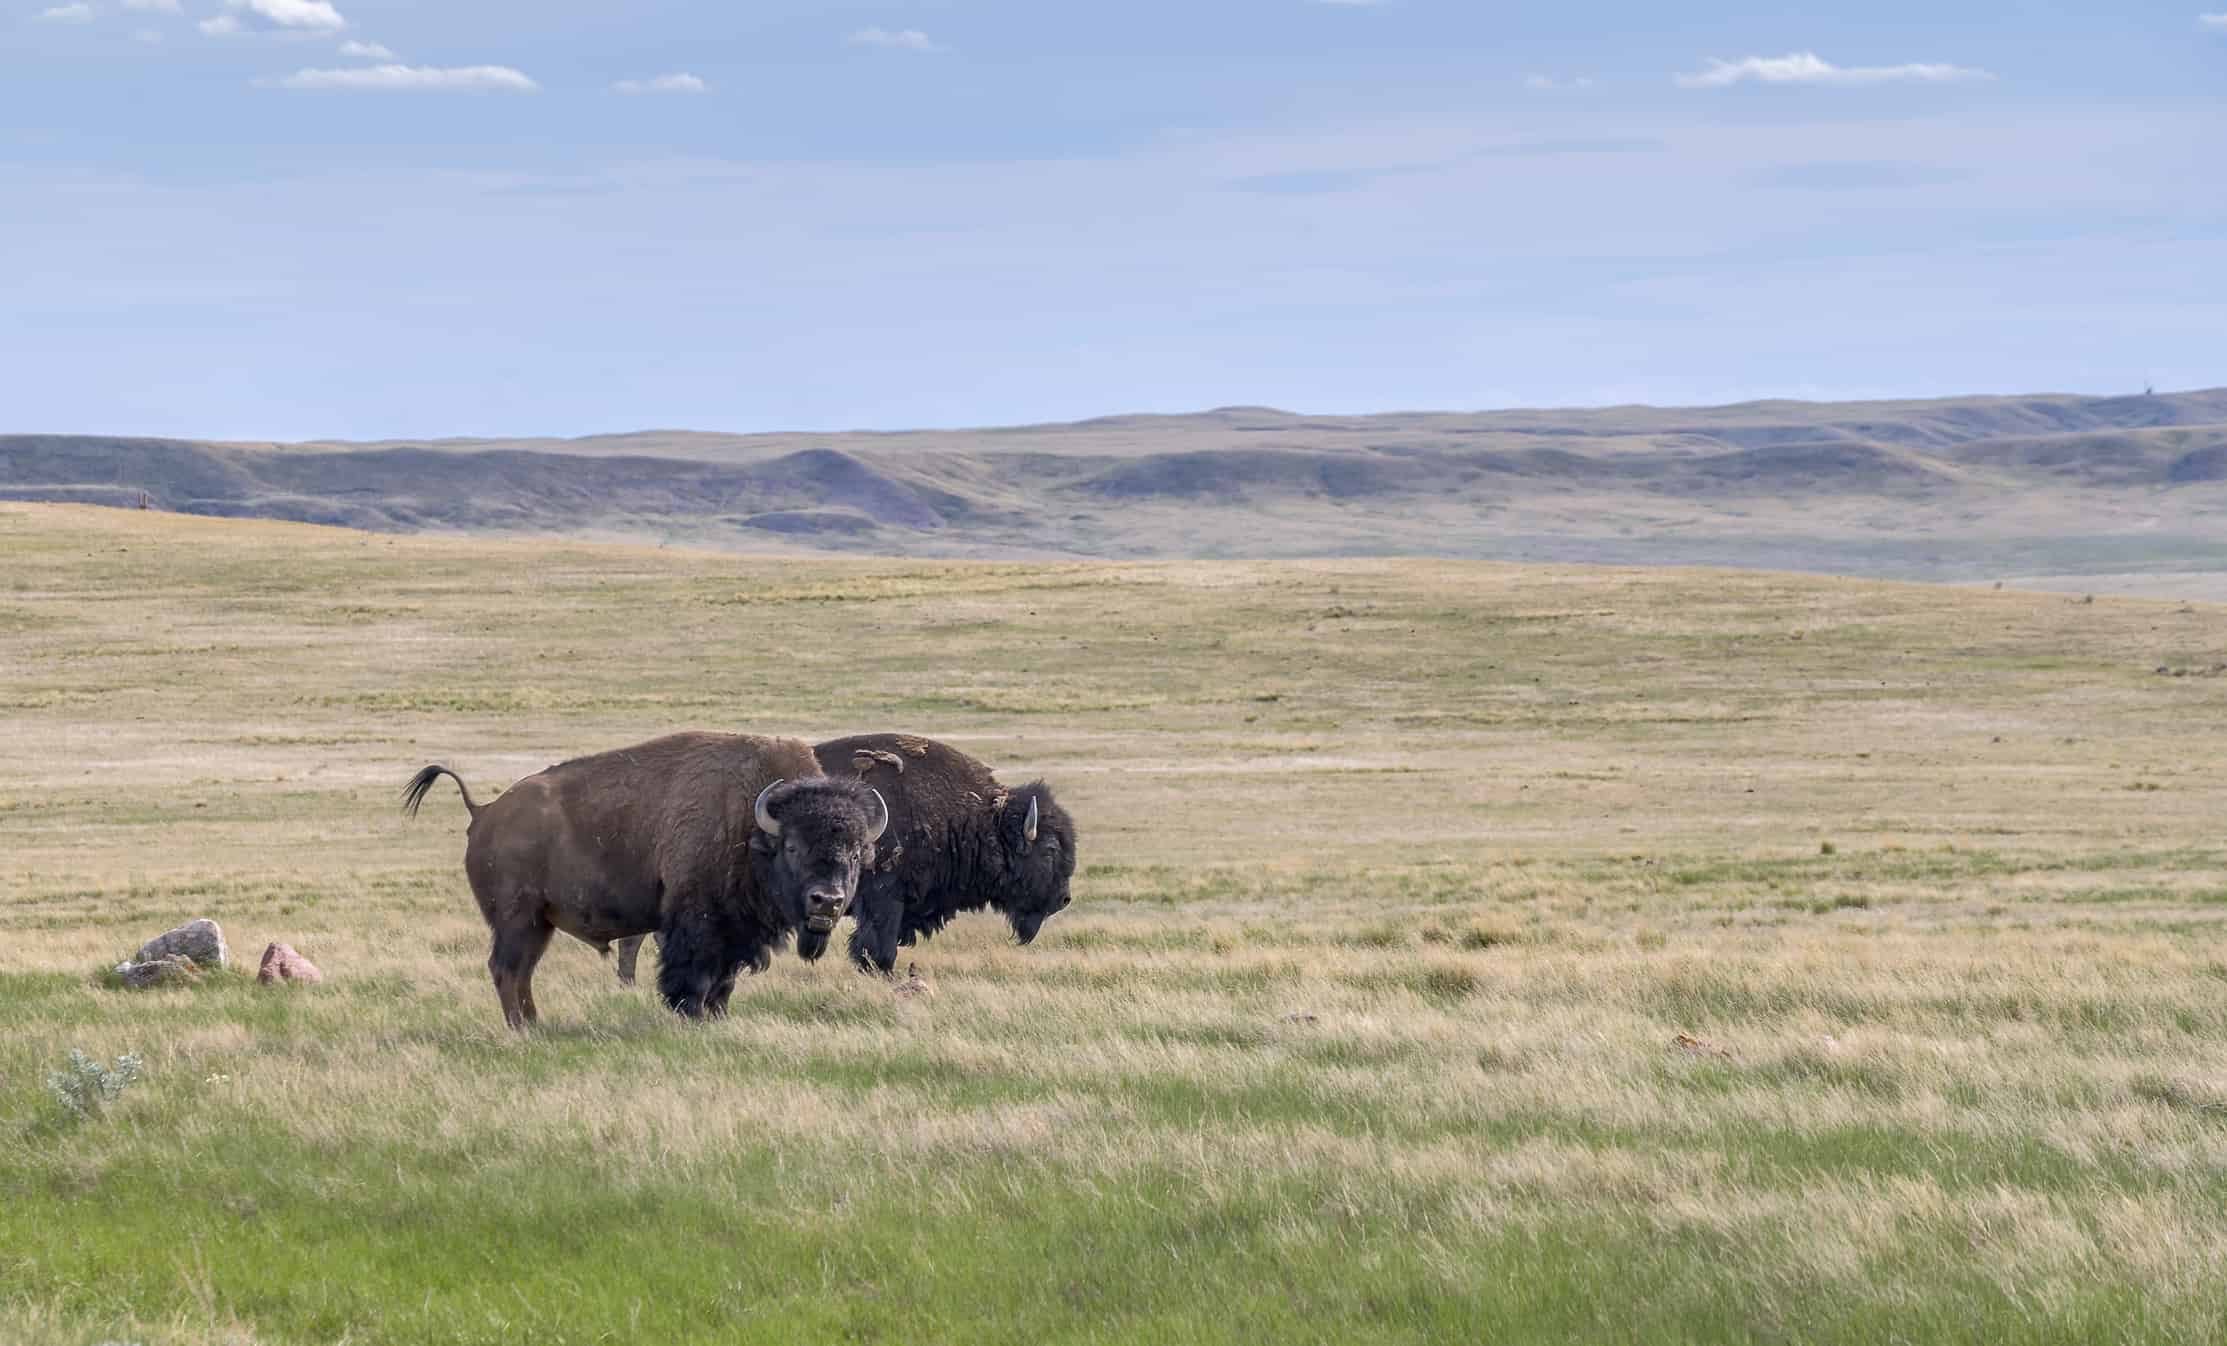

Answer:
[401,764,481,820]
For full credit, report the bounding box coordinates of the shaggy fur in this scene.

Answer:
[403,732,884,1027]
[613,733,1075,983]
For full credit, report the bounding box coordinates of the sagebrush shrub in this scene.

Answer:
[47,1049,143,1121]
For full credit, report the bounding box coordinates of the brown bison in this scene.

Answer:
[402,732,888,1028]
[613,733,1074,982]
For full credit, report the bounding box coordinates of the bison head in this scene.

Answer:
[749,777,888,957]
[994,783,1076,945]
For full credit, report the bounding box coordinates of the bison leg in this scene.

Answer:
[661,905,779,1018]
[516,932,556,1025]
[656,909,729,1019]
[706,933,780,1015]
[849,895,902,976]
[705,969,741,1017]
[488,920,555,1031]
[613,934,649,988]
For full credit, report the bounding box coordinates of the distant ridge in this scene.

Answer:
[215,386,2227,460]
[7,388,2227,579]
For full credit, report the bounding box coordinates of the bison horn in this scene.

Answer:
[1024,795,1039,845]
[754,780,786,837]
[864,788,890,843]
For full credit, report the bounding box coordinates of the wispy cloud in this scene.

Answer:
[130,24,160,40]
[1229,168,1382,196]
[1677,52,1992,89]
[197,12,237,32]
[36,2,95,21]
[224,0,345,32]
[1522,74,1595,90]
[122,0,180,11]
[337,38,391,58]
[273,63,536,91]
[1475,137,1659,158]
[1311,0,1390,6]
[613,72,706,95]
[1748,160,1969,191]
[848,26,941,52]
[2201,12,2227,30]
[1229,136,1659,195]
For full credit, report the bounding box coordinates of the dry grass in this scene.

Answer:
[8,501,2227,1343]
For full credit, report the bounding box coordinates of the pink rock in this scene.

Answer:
[257,942,323,986]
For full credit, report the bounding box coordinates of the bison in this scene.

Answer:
[613,733,1075,983]
[402,731,888,1028]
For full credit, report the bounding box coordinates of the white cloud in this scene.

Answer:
[122,0,179,11]
[1678,52,1991,89]
[848,26,941,52]
[1523,74,1594,90]
[274,63,536,91]
[224,0,345,31]
[130,24,160,40]
[198,12,238,32]
[613,72,707,94]
[337,38,392,59]
[2202,12,2227,29]
[36,3,95,21]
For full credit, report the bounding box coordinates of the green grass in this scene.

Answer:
[5,1002,2215,1345]
[13,503,2227,1342]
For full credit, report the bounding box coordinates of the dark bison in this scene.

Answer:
[613,733,1075,982]
[402,732,888,1028]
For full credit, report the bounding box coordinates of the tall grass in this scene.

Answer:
[8,503,2227,1342]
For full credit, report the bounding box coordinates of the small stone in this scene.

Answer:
[136,918,227,970]
[115,954,201,989]
[256,942,323,986]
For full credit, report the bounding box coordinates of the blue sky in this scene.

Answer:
[3,1,2223,439]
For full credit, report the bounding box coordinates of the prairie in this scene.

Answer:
[7,500,2227,1343]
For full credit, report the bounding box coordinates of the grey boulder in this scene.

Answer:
[135,918,228,970]
[115,954,201,988]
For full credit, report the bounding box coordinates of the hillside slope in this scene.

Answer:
[7,387,2227,578]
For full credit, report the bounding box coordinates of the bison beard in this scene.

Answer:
[402,732,886,1028]
[654,783,879,1016]
[609,734,1076,985]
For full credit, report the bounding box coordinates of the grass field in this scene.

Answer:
[9,500,2227,1343]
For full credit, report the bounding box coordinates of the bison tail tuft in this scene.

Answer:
[401,764,480,819]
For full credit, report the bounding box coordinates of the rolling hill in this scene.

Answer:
[8,387,2227,582]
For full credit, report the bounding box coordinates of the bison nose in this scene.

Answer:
[803,888,846,934]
